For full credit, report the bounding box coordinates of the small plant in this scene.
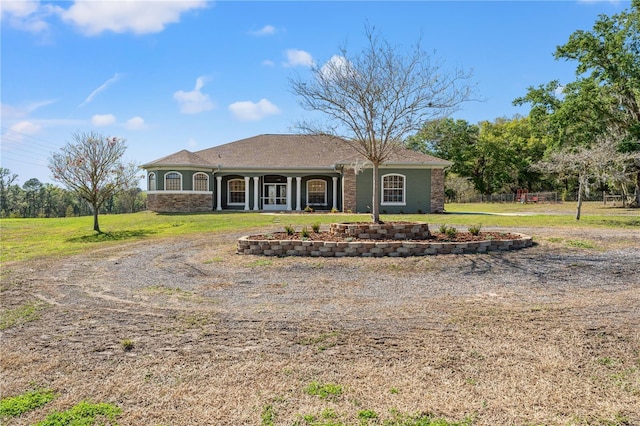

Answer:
[0,388,56,417]
[300,226,311,239]
[304,381,342,400]
[445,226,458,239]
[261,404,276,426]
[304,205,314,213]
[311,222,321,233]
[390,387,399,394]
[358,409,378,422]
[284,224,295,235]
[34,401,121,426]
[468,224,482,236]
[330,207,338,213]
[438,224,449,234]
[121,339,135,351]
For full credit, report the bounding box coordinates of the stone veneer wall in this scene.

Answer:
[147,193,213,213]
[430,168,445,213]
[342,168,357,213]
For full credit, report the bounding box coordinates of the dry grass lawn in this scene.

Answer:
[1,224,639,425]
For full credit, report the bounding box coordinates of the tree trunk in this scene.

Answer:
[635,170,640,207]
[371,162,381,223]
[576,180,583,221]
[93,207,101,233]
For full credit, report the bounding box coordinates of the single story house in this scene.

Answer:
[141,134,451,214]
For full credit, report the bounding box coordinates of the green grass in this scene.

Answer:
[304,381,343,400]
[1,202,638,263]
[0,302,46,330]
[0,388,56,417]
[34,401,122,426]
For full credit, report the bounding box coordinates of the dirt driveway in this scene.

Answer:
[1,226,639,425]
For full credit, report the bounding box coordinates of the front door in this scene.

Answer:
[263,183,287,210]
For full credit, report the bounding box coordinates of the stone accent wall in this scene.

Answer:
[147,192,213,213]
[237,233,533,257]
[342,168,357,213]
[430,168,445,213]
[329,222,430,240]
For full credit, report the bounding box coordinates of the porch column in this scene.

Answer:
[244,177,250,211]
[253,177,260,211]
[295,177,302,211]
[332,177,338,211]
[286,177,292,211]
[216,176,222,211]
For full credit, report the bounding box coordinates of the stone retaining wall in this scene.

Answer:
[329,222,431,240]
[237,233,533,257]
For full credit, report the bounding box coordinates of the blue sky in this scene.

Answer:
[0,0,630,186]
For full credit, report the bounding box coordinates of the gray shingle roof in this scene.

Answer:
[143,134,450,169]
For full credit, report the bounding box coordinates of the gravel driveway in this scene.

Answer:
[1,226,639,425]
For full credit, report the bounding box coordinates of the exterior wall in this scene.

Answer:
[147,192,213,212]
[151,170,214,191]
[430,168,445,213]
[354,168,433,214]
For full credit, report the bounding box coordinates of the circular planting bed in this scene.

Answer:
[237,222,533,257]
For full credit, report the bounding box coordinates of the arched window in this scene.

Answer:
[381,174,405,205]
[165,172,182,191]
[307,179,327,205]
[148,172,156,191]
[228,179,245,204]
[193,172,209,191]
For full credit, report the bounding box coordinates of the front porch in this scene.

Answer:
[215,174,341,212]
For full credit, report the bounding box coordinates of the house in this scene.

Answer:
[141,134,451,214]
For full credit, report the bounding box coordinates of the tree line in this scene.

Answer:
[406,1,639,217]
[0,167,146,219]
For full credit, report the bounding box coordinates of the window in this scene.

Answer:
[307,179,327,205]
[193,173,209,191]
[382,174,405,205]
[148,173,156,191]
[165,172,182,191]
[228,179,245,204]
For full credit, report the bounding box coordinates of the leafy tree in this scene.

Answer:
[290,25,474,222]
[49,131,140,232]
[22,178,43,218]
[0,168,18,217]
[517,1,640,209]
[407,116,549,197]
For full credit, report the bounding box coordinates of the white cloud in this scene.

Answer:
[58,0,207,36]
[249,25,276,36]
[228,99,281,121]
[80,73,122,107]
[283,49,314,68]
[92,114,116,126]
[174,76,215,114]
[187,138,198,149]
[262,59,275,67]
[125,116,145,130]
[320,55,355,81]
[2,121,42,143]
[1,100,56,119]
[0,0,52,33]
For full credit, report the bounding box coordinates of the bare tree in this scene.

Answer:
[535,133,637,219]
[290,26,474,222]
[49,131,140,233]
